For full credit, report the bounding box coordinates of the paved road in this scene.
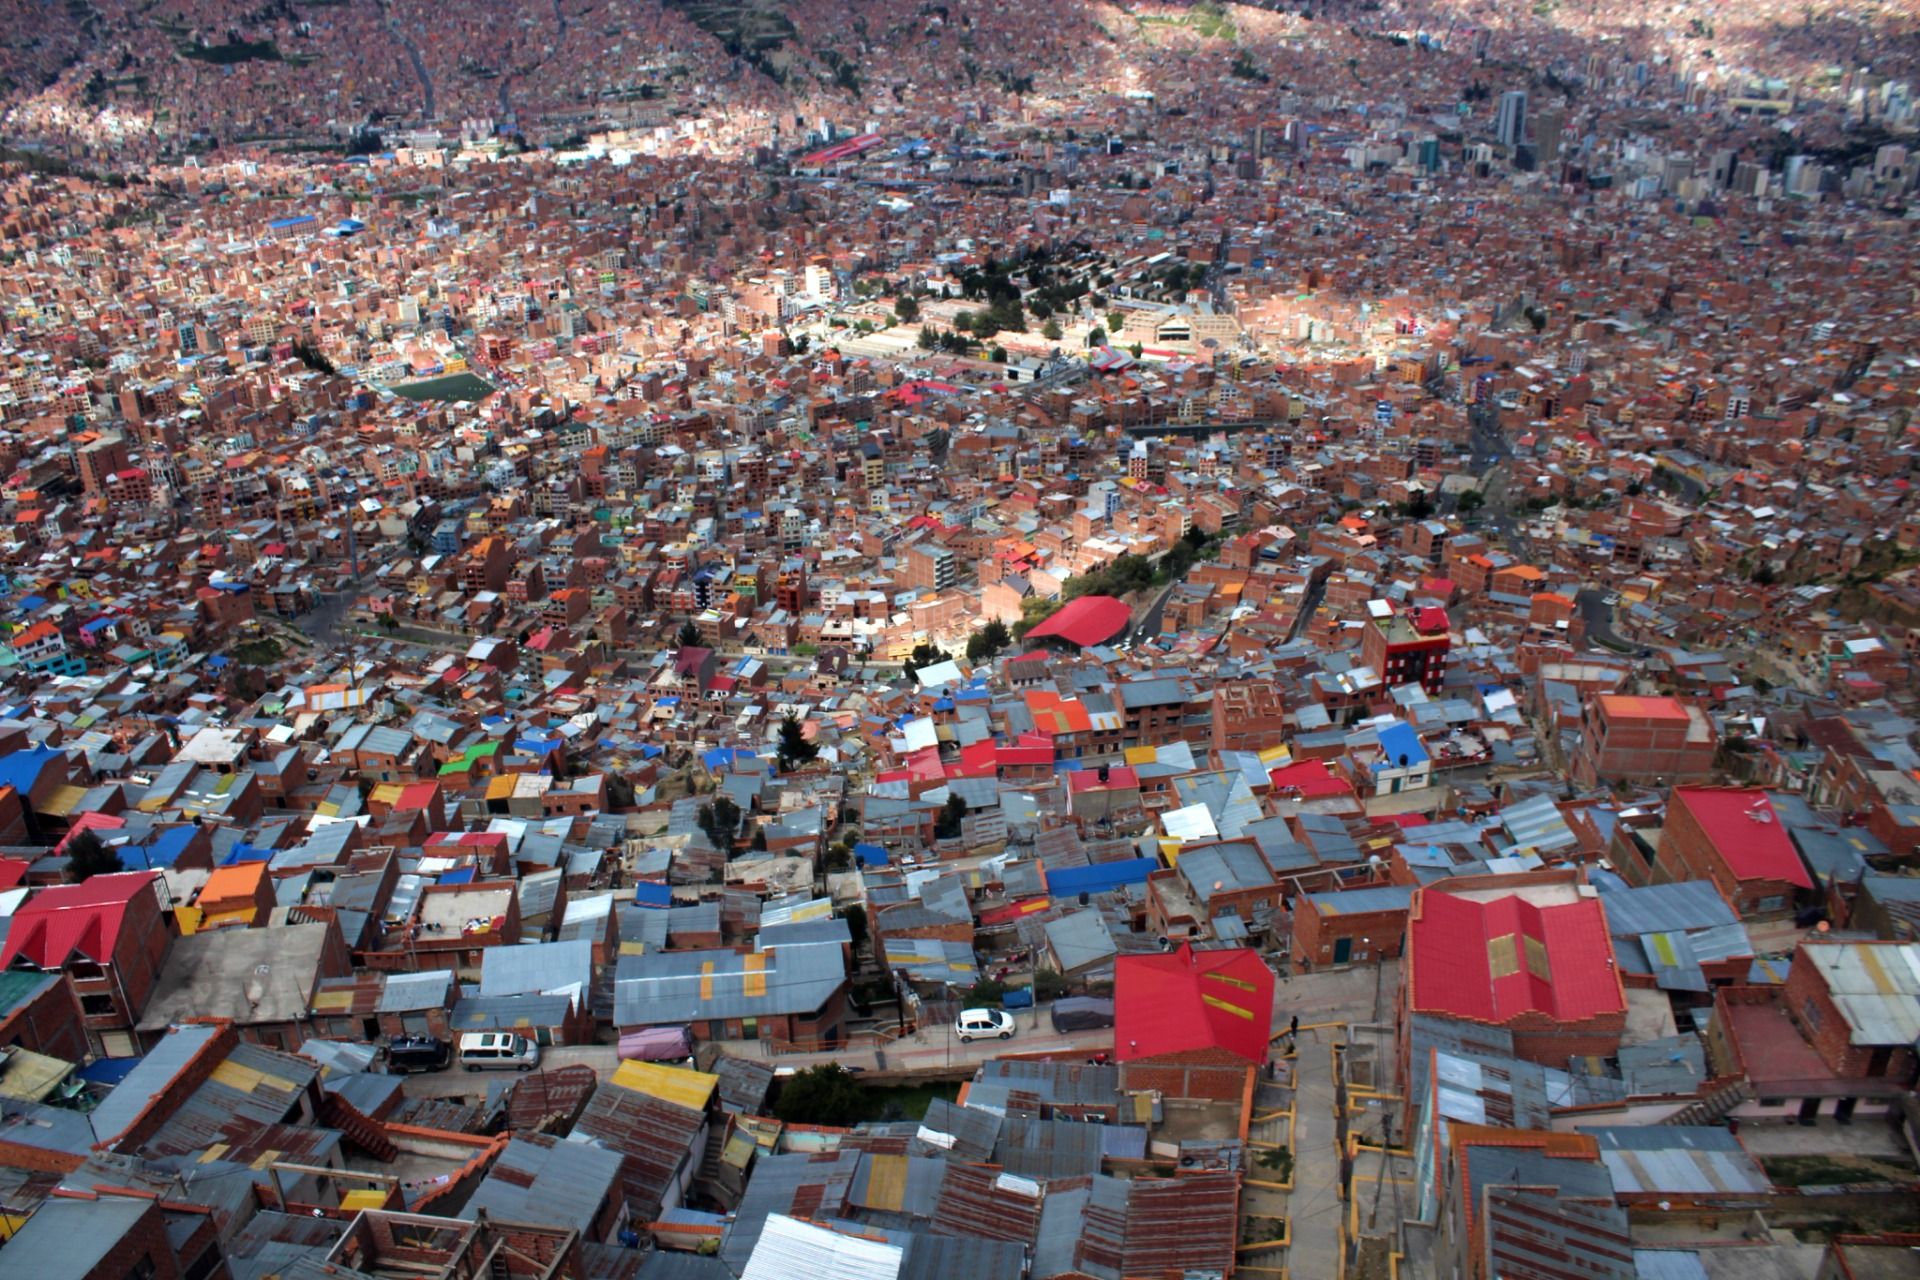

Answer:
[1134,580,1180,642]
[378,1,436,120]
[1574,587,1632,653]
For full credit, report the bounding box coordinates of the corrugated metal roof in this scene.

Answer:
[614,941,846,1025]
[1801,943,1920,1046]
[1073,1170,1240,1278]
[993,1114,1111,1179]
[739,1214,903,1280]
[912,1098,1000,1160]
[721,1151,861,1273]
[1578,1126,1768,1195]
[1595,880,1740,936]
[90,1024,222,1144]
[1633,1251,1710,1280]
[459,1134,624,1233]
[480,939,593,999]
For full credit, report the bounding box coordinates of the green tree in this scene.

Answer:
[65,828,123,882]
[1042,318,1063,342]
[965,619,1012,663]
[1087,327,1107,349]
[1405,488,1434,520]
[918,324,938,349]
[894,294,920,322]
[843,904,868,955]
[697,795,742,851]
[902,642,951,676]
[677,619,702,648]
[990,345,1008,363]
[776,710,820,773]
[1456,489,1486,513]
[935,792,967,840]
[1107,310,1125,334]
[1033,967,1070,1001]
[772,1064,876,1126]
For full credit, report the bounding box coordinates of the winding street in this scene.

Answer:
[379,1,436,121]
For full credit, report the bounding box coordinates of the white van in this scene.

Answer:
[457,1031,541,1072]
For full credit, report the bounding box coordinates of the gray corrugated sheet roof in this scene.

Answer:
[379,969,453,1012]
[460,1134,624,1233]
[994,1114,1111,1179]
[90,1023,222,1144]
[913,1097,1001,1161]
[1311,883,1417,916]
[1577,1125,1768,1194]
[1028,1179,1090,1279]
[1597,879,1740,936]
[0,1195,156,1280]
[1634,1252,1709,1280]
[614,941,845,1025]
[848,1151,946,1218]
[451,993,576,1030]
[632,1253,731,1280]
[1045,910,1117,972]
[1178,842,1275,900]
[480,938,593,999]
[721,1150,861,1273]
[519,868,564,919]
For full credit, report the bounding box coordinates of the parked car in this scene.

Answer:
[386,1035,451,1074]
[955,1008,1016,1042]
[1050,996,1116,1034]
[457,1031,541,1072]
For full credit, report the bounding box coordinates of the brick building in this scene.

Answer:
[1291,883,1415,968]
[0,870,175,1056]
[1570,694,1717,789]
[1657,788,1813,918]
[1114,941,1275,1100]
[1360,604,1451,695]
[1210,680,1289,755]
[1399,873,1627,1080]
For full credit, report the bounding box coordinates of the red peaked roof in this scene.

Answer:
[0,871,157,970]
[1025,595,1132,648]
[1115,942,1274,1065]
[1672,788,1812,890]
[1407,887,1624,1026]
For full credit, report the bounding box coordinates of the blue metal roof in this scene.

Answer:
[1045,857,1158,898]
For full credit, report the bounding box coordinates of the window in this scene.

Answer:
[80,993,116,1017]
[1800,996,1824,1032]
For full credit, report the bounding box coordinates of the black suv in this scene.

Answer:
[386,1035,452,1074]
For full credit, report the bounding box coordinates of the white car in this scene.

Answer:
[955,1008,1016,1042]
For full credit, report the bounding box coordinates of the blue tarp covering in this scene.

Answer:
[853,842,889,867]
[515,735,562,755]
[633,882,672,907]
[222,844,273,865]
[1045,856,1158,898]
[0,745,63,795]
[438,867,476,885]
[79,1056,143,1085]
[130,827,196,869]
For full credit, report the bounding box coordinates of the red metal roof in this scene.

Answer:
[1408,888,1624,1026]
[1115,942,1273,1065]
[1268,759,1352,799]
[0,871,156,970]
[1024,595,1132,648]
[1672,788,1813,890]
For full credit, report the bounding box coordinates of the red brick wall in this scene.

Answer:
[1291,902,1409,967]
[1120,1058,1254,1102]
[0,971,90,1062]
[1783,947,1920,1080]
